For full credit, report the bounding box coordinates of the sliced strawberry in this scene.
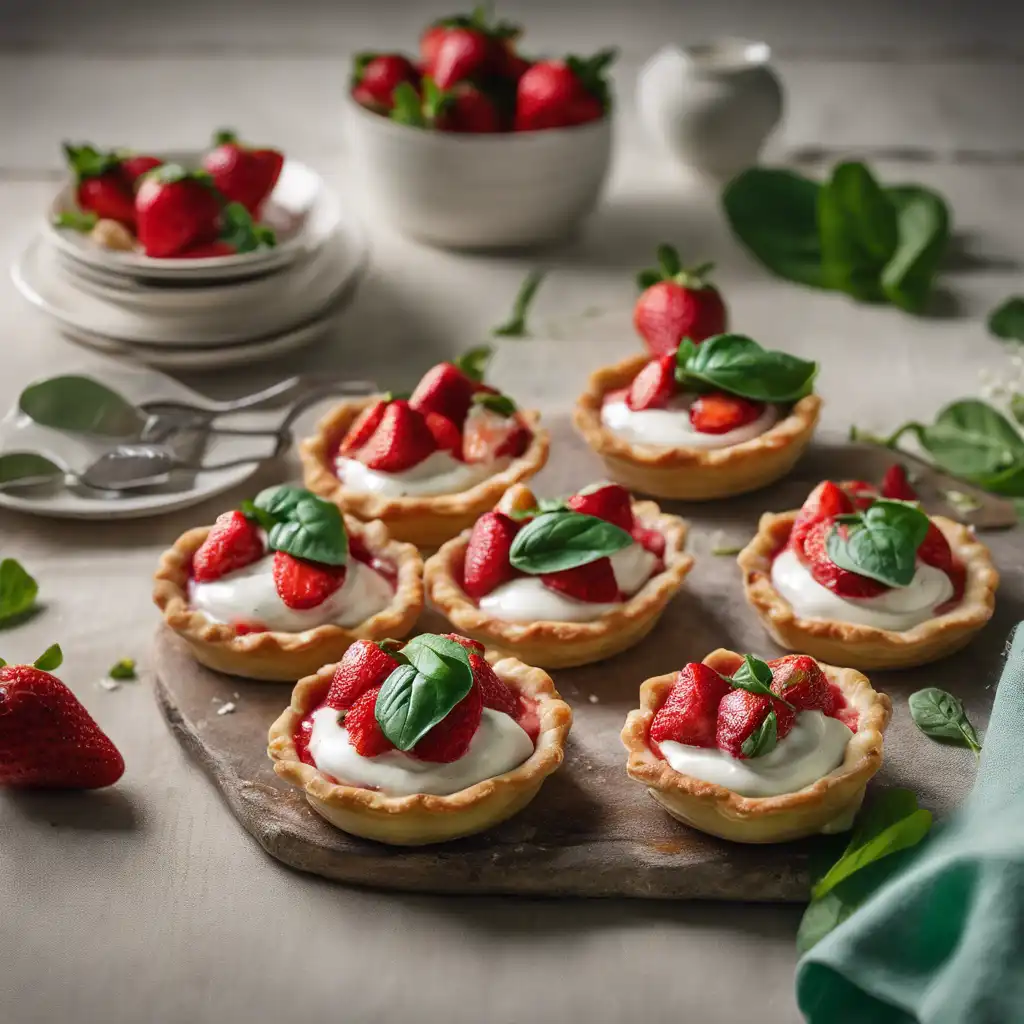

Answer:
[462,405,530,462]
[841,479,879,510]
[344,685,394,757]
[337,399,389,457]
[412,680,484,763]
[358,399,437,473]
[192,510,265,583]
[424,411,463,458]
[626,355,677,411]
[469,653,519,718]
[462,511,519,600]
[540,557,620,603]
[441,633,486,654]
[567,483,634,532]
[716,689,796,759]
[801,519,888,599]
[789,481,855,560]
[649,663,732,751]
[631,525,666,558]
[272,551,347,610]
[325,640,401,710]
[409,362,476,425]
[880,464,918,500]
[917,521,954,574]
[768,655,842,717]
[689,392,765,435]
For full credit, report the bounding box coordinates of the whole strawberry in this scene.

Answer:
[0,646,125,789]
[62,143,140,226]
[202,130,284,219]
[634,246,728,355]
[351,53,420,113]
[514,49,616,131]
[135,165,222,258]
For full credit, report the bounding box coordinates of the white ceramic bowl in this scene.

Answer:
[342,94,613,249]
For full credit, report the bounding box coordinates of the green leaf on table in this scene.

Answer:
[0,559,39,626]
[0,453,65,491]
[33,643,63,672]
[881,186,951,313]
[267,497,348,566]
[509,510,632,574]
[909,687,982,755]
[988,297,1024,343]
[741,709,778,758]
[492,269,547,338]
[108,657,137,681]
[796,888,861,954]
[826,499,931,588]
[19,376,144,439]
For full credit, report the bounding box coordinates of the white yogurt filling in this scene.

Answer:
[308,706,534,796]
[335,450,509,497]
[771,547,954,631]
[660,710,853,797]
[601,394,778,448]
[478,542,659,624]
[190,554,393,632]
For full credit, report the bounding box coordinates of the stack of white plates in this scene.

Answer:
[11,153,368,371]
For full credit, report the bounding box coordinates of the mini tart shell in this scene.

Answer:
[621,648,892,844]
[268,652,573,845]
[738,511,999,670]
[153,516,424,683]
[299,396,550,549]
[573,353,822,500]
[422,484,695,669]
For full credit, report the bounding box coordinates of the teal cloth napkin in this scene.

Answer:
[797,624,1024,1024]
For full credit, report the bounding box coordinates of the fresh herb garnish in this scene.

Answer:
[248,485,348,566]
[374,634,474,750]
[219,201,276,253]
[675,334,818,403]
[34,644,63,672]
[988,296,1024,343]
[472,392,517,417]
[454,345,492,383]
[507,497,568,521]
[908,687,982,756]
[825,499,931,588]
[390,82,425,127]
[0,559,39,627]
[108,658,137,681]
[741,709,778,758]
[493,269,547,338]
[508,510,632,574]
[53,210,100,233]
[726,655,786,702]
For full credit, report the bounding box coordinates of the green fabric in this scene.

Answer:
[797,624,1024,1024]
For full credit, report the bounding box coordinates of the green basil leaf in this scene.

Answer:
[676,333,818,402]
[268,497,348,566]
[989,296,1024,343]
[254,485,311,521]
[740,708,777,758]
[390,82,425,127]
[33,643,63,672]
[508,510,632,574]
[19,376,144,439]
[240,498,278,533]
[726,654,776,698]
[923,400,1024,478]
[909,687,982,754]
[881,186,951,314]
[817,162,897,301]
[472,392,516,417]
[507,497,568,521]
[108,657,137,681]
[0,558,39,626]
[54,210,99,233]
[826,499,930,587]
[0,452,65,491]
[722,168,827,289]
[492,269,546,338]
[453,345,492,382]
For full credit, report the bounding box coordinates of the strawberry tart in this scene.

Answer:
[573,334,822,500]
[300,350,549,548]
[268,632,573,844]
[154,485,424,681]
[621,649,891,843]
[738,479,999,670]
[423,481,693,668]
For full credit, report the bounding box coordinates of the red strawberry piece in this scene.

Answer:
[413,678,484,762]
[325,639,401,710]
[633,248,728,355]
[429,27,493,88]
[344,685,394,757]
[789,481,856,560]
[631,525,666,559]
[917,521,954,574]
[424,411,464,458]
[272,551,347,610]
[0,661,125,789]
[462,405,531,462]
[768,655,841,717]
[118,154,163,185]
[234,621,268,635]
[842,479,879,510]
[880,463,918,501]
[351,53,420,110]
[441,633,485,654]
[540,557,620,603]
[567,483,634,532]
[689,392,765,434]
[469,653,519,718]
[409,361,476,425]
[135,165,222,258]
[649,662,732,750]
[514,49,615,131]
[462,511,519,600]
[437,83,501,133]
[716,689,796,759]
[192,510,265,583]
[76,175,136,226]
[626,354,677,411]
[201,130,284,219]
[352,82,388,114]
[337,399,390,457]
[802,519,888,599]
[420,24,451,68]
[358,399,438,473]
[167,241,238,259]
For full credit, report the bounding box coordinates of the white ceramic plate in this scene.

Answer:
[44,153,340,282]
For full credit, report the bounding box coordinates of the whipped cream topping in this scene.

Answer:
[660,710,853,797]
[478,541,660,624]
[307,706,534,796]
[771,547,955,631]
[335,451,509,498]
[190,554,393,632]
[601,395,778,449]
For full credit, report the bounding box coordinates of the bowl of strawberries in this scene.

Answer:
[343,7,616,249]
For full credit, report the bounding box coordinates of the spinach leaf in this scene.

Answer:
[0,559,39,626]
[909,687,982,755]
[882,186,951,313]
[254,485,310,521]
[509,510,632,574]
[988,296,1024,343]
[19,376,144,439]
[826,499,931,587]
[741,709,778,758]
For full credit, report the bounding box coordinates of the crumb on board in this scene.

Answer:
[587,694,599,704]
[216,702,237,716]
[97,678,121,692]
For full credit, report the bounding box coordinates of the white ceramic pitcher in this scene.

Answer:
[637,39,784,180]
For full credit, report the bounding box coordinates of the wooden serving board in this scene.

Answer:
[151,418,1017,900]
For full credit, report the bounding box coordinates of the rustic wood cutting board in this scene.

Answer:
[150,415,1019,900]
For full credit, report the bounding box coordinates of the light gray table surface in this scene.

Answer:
[2,3,1023,1023]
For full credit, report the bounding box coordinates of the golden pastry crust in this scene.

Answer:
[621,648,892,843]
[153,516,424,682]
[573,353,822,500]
[738,510,999,670]
[268,653,573,845]
[422,484,695,669]
[299,396,550,548]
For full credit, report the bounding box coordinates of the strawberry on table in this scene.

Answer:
[540,557,620,603]
[272,551,347,610]
[325,640,401,710]
[649,662,732,750]
[716,689,795,759]
[201,129,284,218]
[688,392,764,434]
[344,684,395,757]
[463,511,520,599]
[768,655,840,716]
[567,483,634,532]
[514,49,616,130]
[0,646,125,789]
[412,679,484,762]
[135,165,222,258]
[351,53,420,112]
[192,510,264,582]
[357,399,438,473]
[626,354,677,412]
[634,246,728,355]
